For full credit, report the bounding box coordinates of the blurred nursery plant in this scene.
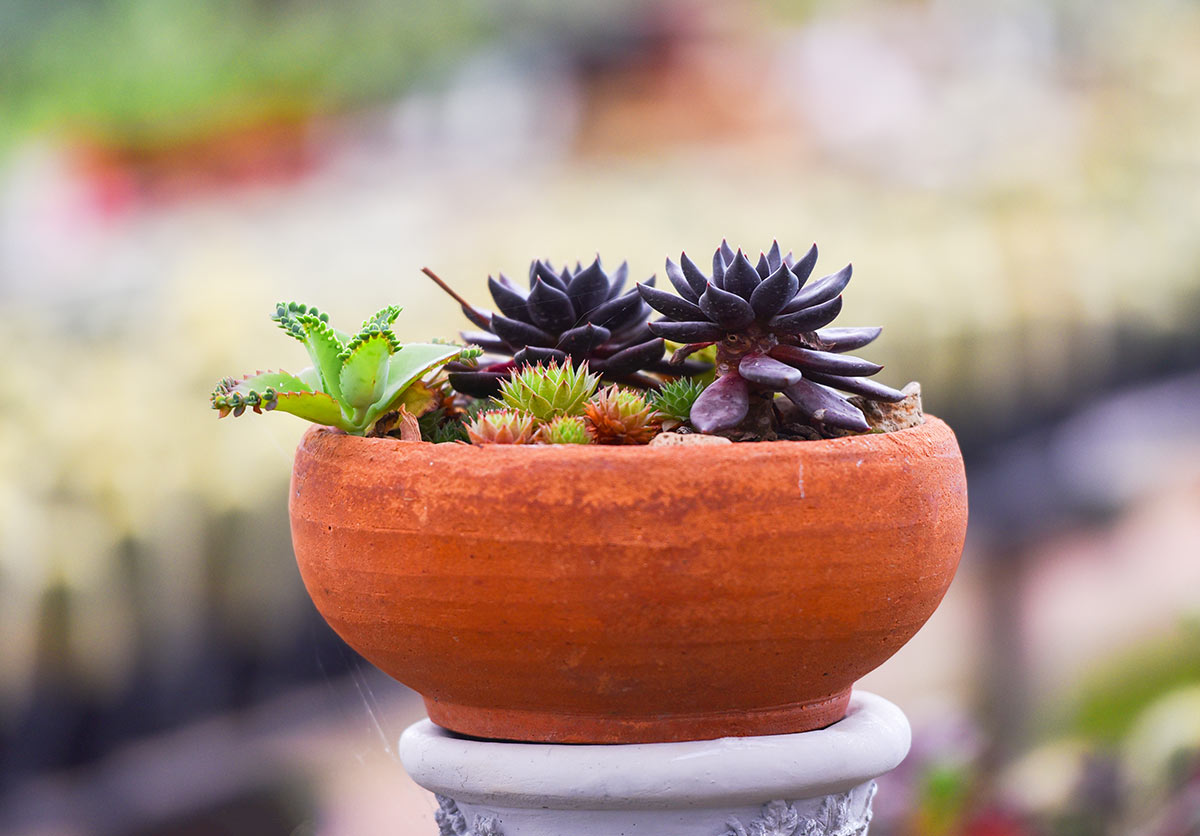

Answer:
[210,302,476,436]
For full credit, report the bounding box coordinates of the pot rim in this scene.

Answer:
[298,415,951,462]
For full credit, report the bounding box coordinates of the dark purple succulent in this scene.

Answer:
[424,259,707,397]
[637,240,904,437]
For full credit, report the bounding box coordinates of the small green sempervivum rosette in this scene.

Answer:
[649,378,708,430]
[539,415,592,444]
[638,240,905,437]
[211,302,476,436]
[466,409,539,444]
[494,360,599,422]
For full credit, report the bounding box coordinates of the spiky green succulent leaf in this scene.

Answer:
[650,378,708,422]
[494,360,600,421]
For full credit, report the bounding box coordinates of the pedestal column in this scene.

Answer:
[399,691,910,836]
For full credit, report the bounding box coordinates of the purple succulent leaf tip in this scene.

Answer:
[780,263,852,314]
[491,314,558,348]
[790,243,818,286]
[568,258,612,315]
[755,251,772,279]
[637,282,705,321]
[749,261,800,320]
[814,326,882,352]
[738,353,804,389]
[769,344,883,377]
[556,323,612,356]
[461,304,494,330]
[487,276,530,321]
[722,250,762,300]
[690,372,750,433]
[607,261,629,299]
[598,338,666,377]
[768,295,843,334]
[700,282,756,330]
[665,257,702,303]
[783,378,870,432]
[527,278,577,333]
[766,240,783,272]
[803,371,906,402]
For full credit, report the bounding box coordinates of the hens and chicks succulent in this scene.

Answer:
[213,239,917,444]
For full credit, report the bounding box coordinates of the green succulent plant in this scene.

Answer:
[539,415,592,445]
[494,360,600,422]
[649,378,709,425]
[465,409,539,444]
[211,302,476,436]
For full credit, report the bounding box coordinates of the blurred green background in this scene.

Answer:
[1,1,1198,834]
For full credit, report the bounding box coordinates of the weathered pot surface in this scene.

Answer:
[290,417,968,744]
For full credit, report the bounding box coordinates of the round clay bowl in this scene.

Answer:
[290,417,967,744]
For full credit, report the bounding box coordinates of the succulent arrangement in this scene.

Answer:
[212,241,920,444]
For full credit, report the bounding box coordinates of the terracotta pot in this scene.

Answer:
[290,417,967,744]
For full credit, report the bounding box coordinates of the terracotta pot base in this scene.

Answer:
[425,689,853,744]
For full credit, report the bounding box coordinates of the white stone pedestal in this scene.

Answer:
[399,691,910,836]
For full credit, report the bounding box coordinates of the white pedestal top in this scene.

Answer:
[400,691,910,811]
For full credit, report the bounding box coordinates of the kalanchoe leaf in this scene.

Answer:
[514,346,569,366]
[586,290,646,333]
[527,278,578,333]
[490,314,558,348]
[665,257,701,303]
[804,371,907,402]
[556,323,612,356]
[722,250,762,300]
[790,243,818,287]
[648,320,727,342]
[338,332,393,412]
[738,353,804,388]
[781,263,852,313]
[814,326,882,352]
[567,258,612,316]
[769,295,843,334]
[766,241,783,273]
[599,338,666,377]
[488,276,531,322]
[636,283,705,321]
[608,261,629,299]
[700,282,756,329]
[783,379,870,432]
[690,371,750,433]
[769,344,883,376]
[749,262,800,320]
